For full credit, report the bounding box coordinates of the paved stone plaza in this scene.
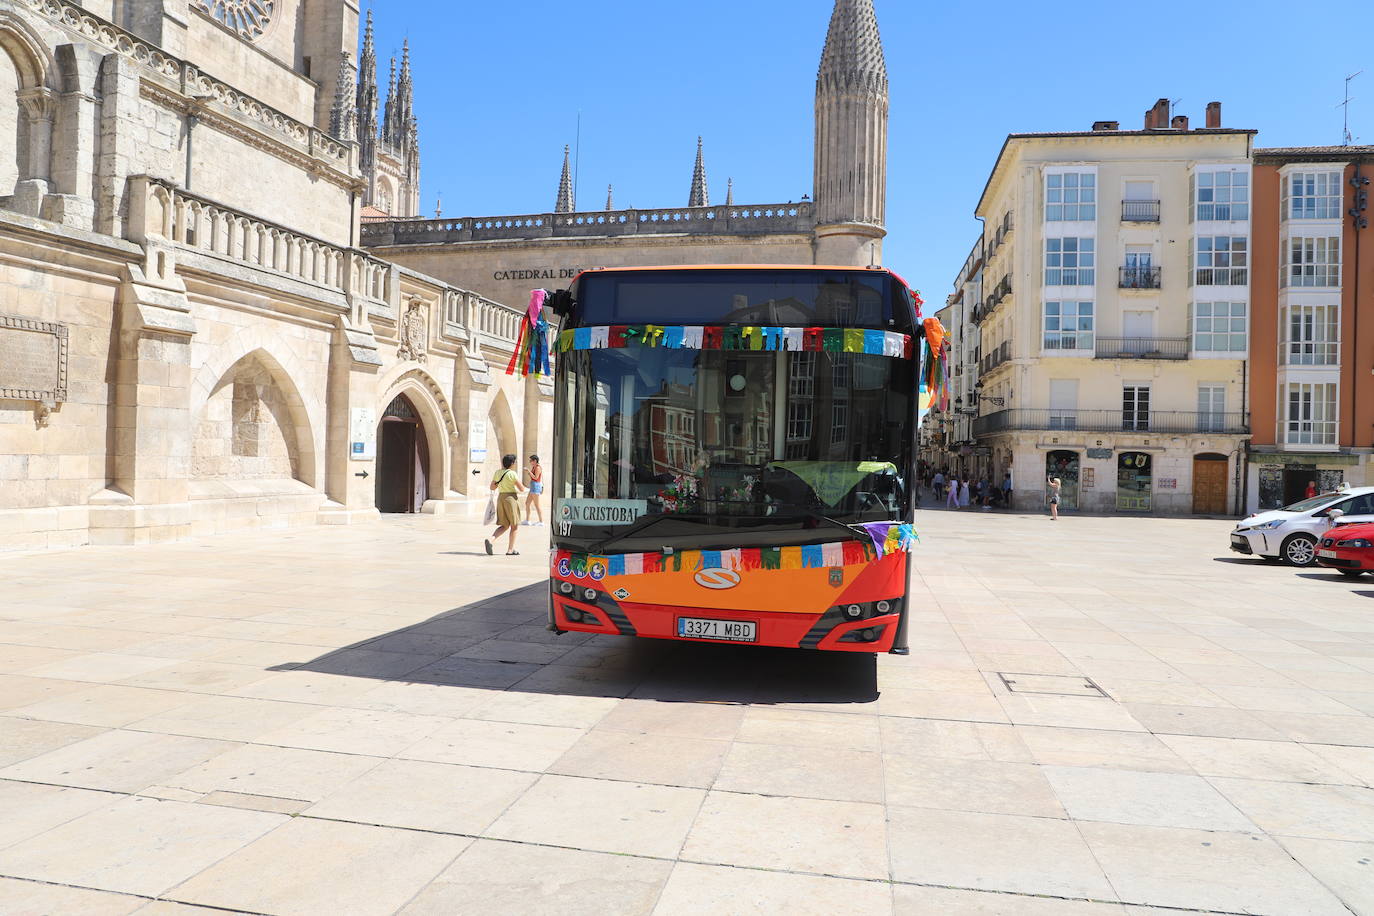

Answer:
[1,510,1373,915]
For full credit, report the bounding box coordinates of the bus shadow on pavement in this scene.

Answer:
[271,583,879,707]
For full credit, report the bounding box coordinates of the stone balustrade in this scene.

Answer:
[128,176,525,349]
[362,202,815,246]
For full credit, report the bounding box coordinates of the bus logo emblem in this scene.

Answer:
[694,569,741,590]
[829,569,844,587]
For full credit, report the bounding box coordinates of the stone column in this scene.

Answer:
[319,314,383,524]
[47,44,99,229]
[96,53,143,236]
[90,260,196,545]
[11,87,54,217]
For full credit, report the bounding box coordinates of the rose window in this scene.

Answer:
[197,0,276,41]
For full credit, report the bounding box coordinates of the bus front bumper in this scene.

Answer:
[551,591,900,653]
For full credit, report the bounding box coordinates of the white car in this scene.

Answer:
[1231,487,1374,567]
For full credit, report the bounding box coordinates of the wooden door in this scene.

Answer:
[1192,455,1227,515]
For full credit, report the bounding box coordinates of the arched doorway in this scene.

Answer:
[1046,450,1080,510]
[376,394,429,513]
[1193,453,1228,515]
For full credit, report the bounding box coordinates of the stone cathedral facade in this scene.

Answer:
[0,0,890,551]
[0,0,541,550]
[364,0,891,310]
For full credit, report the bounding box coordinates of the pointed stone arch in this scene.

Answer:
[375,365,458,503]
[487,387,519,470]
[190,329,322,487]
[0,11,56,197]
[190,348,318,488]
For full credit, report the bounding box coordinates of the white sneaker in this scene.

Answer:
[520,521,531,526]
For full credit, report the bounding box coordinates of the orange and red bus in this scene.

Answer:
[545,265,923,653]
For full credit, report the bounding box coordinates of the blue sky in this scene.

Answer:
[366,0,1369,300]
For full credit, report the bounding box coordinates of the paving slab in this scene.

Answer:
[400,840,672,916]
[167,817,469,916]
[5,510,1374,912]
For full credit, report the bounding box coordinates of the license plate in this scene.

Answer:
[677,617,757,642]
[1318,549,1338,558]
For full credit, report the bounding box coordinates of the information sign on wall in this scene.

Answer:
[349,407,376,461]
[468,415,488,463]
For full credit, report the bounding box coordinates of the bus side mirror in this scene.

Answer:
[547,289,573,318]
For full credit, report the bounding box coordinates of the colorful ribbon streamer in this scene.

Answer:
[552,325,912,359]
[550,529,919,581]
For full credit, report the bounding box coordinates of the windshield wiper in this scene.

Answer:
[584,512,687,555]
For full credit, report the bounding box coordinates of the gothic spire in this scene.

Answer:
[688,136,709,207]
[813,0,889,247]
[555,145,575,213]
[725,177,734,206]
[816,0,888,94]
[396,39,414,146]
[356,11,379,201]
[329,52,357,141]
[383,55,398,145]
[606,184,614,210]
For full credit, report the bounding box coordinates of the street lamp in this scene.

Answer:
[973,381,1006,408]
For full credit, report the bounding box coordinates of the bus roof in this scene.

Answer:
[574,264,895,275]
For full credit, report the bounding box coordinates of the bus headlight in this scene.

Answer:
[583,588,598,602]
[559,581,574,595]
[876,600,891,614]
[844,604,863,619]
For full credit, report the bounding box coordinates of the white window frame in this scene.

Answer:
[1191,168,1250,222]
[1189,301,1248,354]
[1192,236,1248,286]
[1284,170,1343,220]
[1284,236,1341,288]
[788,352,815,399]
[1045,170,1097,222]
[1284,382,1338,446]
[1284,303,1340,366]
[1043,300,1094,353]
[1122,384,1151,432]
[1198,385,1227,432]
[1045,237,1095,286]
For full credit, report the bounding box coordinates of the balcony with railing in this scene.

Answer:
[972,408,1248,437]
[1119,266,1162,289]
[1094,337,1189,360]
[978,340,1011,377]
[1121,200,1161,222]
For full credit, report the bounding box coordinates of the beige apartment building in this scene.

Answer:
[963,100,1254,514]
[926,238,983,479]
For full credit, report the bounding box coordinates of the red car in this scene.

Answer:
[1316,522,1374,577]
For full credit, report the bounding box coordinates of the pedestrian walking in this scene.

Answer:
[945,474,960,510]
[1001,471,1013,508]
[959,477,971,508]
[485,454,526,556]
[1047,476,1062,521]
[932,469,946,500]
[522,454,545,526]
[1305,479,1318,499]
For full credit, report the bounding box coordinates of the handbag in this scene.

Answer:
[483,470,509,526]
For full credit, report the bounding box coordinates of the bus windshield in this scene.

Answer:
[553,344,914,548]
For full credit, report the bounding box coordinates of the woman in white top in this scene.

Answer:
[1047,477,1062,521]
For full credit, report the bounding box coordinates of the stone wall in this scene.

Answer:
[368,227,818,317]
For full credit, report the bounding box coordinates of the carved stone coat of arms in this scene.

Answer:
[397,299,428,363]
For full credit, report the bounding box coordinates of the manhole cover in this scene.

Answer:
[997,672,1109,698]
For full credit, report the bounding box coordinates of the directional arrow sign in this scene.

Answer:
[355,470,370,479]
